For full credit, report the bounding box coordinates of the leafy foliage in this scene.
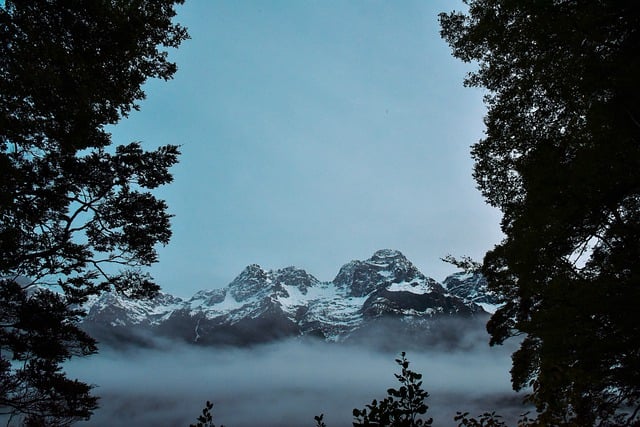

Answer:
[190,401,224,427]
[352,352,433,427]
[440,1,640,425]
[455,411,532,427]
[0,0,188,424]
[314,414,327,427]
[454,411,508,427]
[441,255,482,274]
[0,281,97,426]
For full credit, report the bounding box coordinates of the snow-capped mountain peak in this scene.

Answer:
[81,250,491,346]
[369,248,406,263]
[227,264,270,302]
[333,249,443,297]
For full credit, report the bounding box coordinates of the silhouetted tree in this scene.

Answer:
[0,0,188,424]
[440,1,640,425]
[352,352,433,427]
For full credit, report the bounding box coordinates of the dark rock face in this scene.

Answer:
[81,250,492,347]
[333,249,443,297]
[361,289,483,318]
[272,267,319,294]
[192,305,300,347]
[228,264,270,301]
[189,288,226,306]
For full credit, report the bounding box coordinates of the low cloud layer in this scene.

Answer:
[66,323,527,427]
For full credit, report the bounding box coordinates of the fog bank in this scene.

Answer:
[65,331,527,427]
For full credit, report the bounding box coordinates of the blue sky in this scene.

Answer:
[109,1,502,297]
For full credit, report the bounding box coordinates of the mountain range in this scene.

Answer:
[81,249,499,347]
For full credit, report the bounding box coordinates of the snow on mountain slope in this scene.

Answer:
[333,249,442,296]
[443,271,501,313]
[81,250,490,345]
[83,291,184,327]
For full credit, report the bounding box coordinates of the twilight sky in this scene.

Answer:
[108,0,502,298]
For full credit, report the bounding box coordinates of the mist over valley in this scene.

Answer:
[68,250,527,427]
[68,329,525,427]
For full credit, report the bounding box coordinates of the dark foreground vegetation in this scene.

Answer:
[440,1,640,425]
[190,352,529,427]
[2,0,639,425]
[1,0,188,425]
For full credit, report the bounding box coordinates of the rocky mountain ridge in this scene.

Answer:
[81,249,497,346]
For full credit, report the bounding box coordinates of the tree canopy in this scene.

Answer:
[440,1,640,425]
[0,0,188,424]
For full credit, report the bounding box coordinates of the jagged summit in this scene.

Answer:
[334,249,440,297]
[81,250,491,346]
[369,248,406,261]
[226,264,321,302]
[270,266,319,294]
[228,264,269,301]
